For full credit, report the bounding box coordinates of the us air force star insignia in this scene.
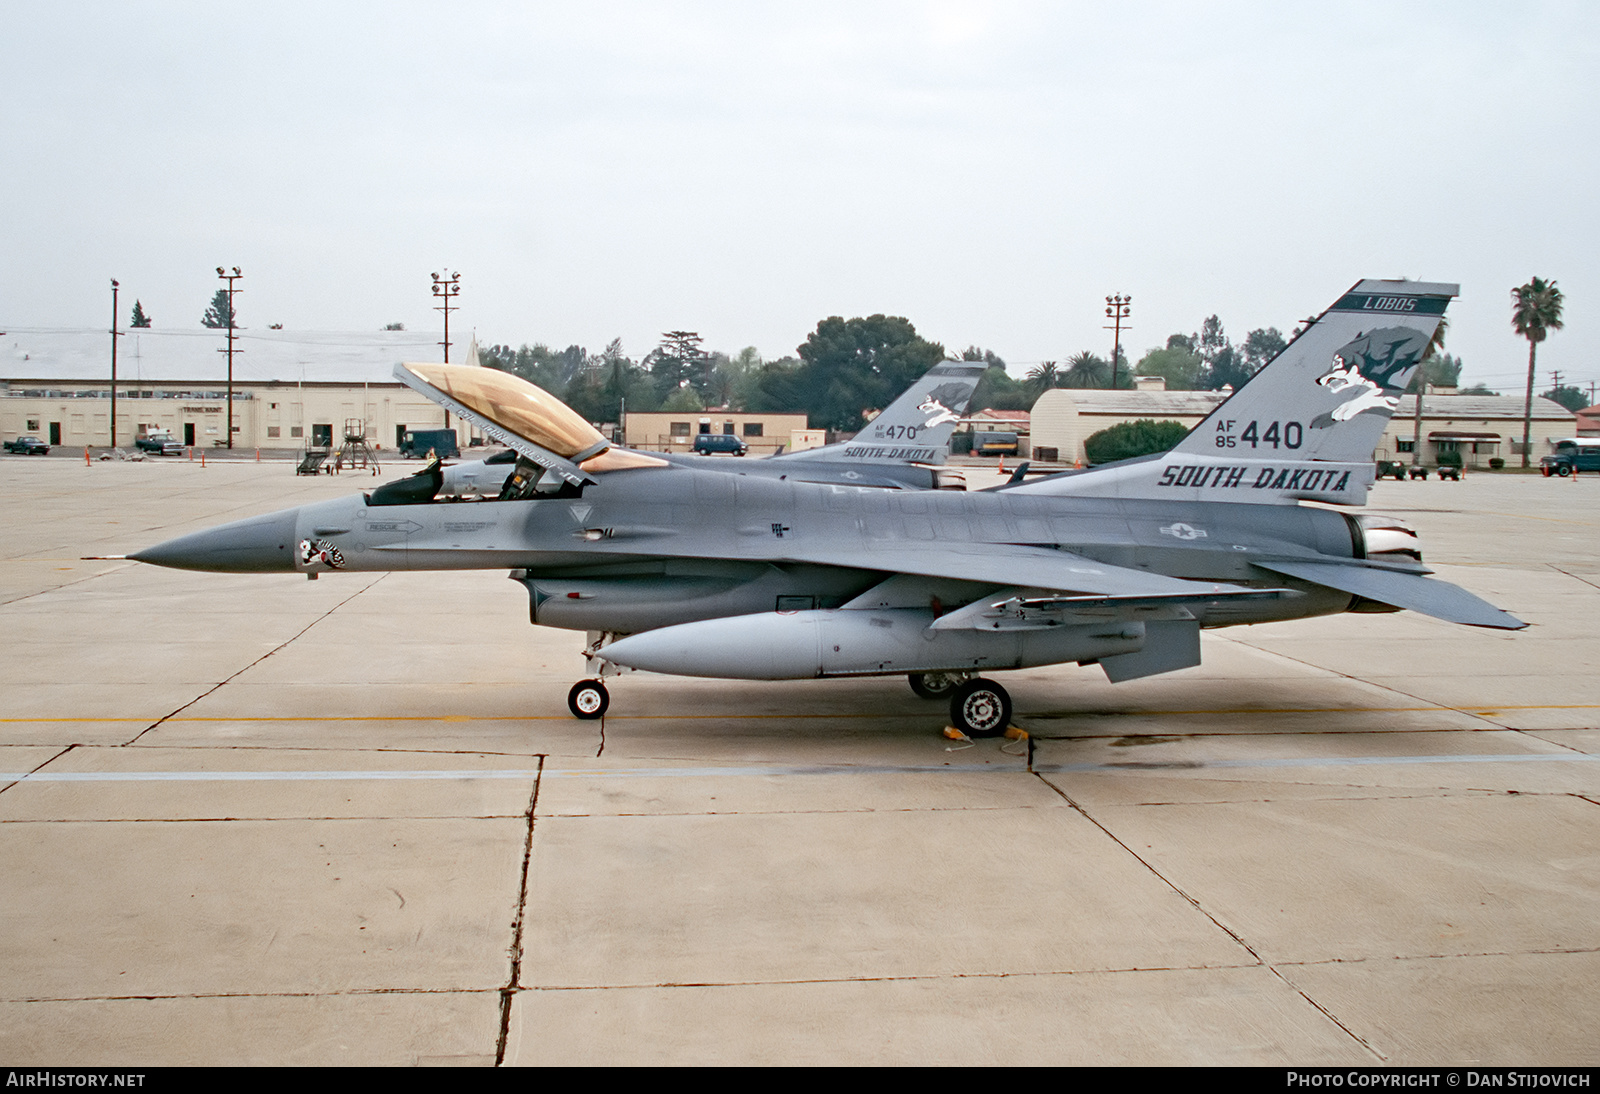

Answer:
[1160,523,1207,541]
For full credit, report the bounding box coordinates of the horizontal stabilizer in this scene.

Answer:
[1255,559,1525,630]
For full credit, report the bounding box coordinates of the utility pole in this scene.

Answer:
[216,267,243,448]
[1105,294,1132,389]
[432,270,461,428]
[109,279,124,448]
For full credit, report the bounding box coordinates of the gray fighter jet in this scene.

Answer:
[129,279,1522,736]
[436,358,987,497]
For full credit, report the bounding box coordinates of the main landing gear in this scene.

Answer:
[563,670,1009,734]
[907,671,967,699]
[947,677,1012,738]
[568,679,609,719]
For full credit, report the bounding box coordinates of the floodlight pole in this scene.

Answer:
[109,279,123,448]
[432,270,461,427]
[1105,294,1132,389]
[216,267,243,448]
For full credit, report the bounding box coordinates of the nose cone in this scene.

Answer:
[131,507,300,573]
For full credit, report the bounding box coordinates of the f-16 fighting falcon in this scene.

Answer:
[128,280,1523,736]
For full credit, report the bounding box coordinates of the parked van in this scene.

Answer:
[693,433,748,456]
[399,429,460,459]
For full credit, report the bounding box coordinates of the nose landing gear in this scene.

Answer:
[567,679,609,719]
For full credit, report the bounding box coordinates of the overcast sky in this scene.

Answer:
[4,2,1596,394]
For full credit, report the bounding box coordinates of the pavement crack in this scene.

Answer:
[123,574,388,745]
[1549,564,1600,593]
[0,561,138,607]
[1032,771,1264,963]
[496,756,543,1067]
[1033,770,1386,1060]
[0,743,77,798]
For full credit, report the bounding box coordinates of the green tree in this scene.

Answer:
[1061,351,1109,389]
[1511,278,1565,466]
[201,289,235,329]
[794,315,945,431]
[129,300,151,328]
[1239,327,1287,374]
[1133,346,1200,390]
[1083,419,1190,464]
[1542,385,1590,413]
[971,364,1031,412]
[1024,361,1060,396]
[648,331,706,394]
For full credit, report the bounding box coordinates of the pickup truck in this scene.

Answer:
[1540,440,1600,477]
[135,434,184,456]
[3,436,50,455]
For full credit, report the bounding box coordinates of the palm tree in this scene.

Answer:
[1061,351,1108,389]
[1511,278,1565,467]
[1025,360,1059,396]
[1410,316,1448,467]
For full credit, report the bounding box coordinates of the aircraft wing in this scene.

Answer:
[765,538,1262,601]
[1253,559,1525,630]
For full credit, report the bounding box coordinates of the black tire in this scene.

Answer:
[1557,465,1572,477]
[908,671,963,700]
[949,678,1012,738]
[567,679,609,720]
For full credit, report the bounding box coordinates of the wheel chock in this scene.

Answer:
[942,725,971,742]
[1004,726,1029,740]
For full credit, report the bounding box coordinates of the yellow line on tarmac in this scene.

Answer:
[1,702,1597,725]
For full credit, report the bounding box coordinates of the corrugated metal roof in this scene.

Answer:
[1395,393,1573,420]
[1033,389,1226,415]
[0,328,439,385]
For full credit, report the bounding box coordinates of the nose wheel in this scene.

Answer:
[567,678,610,719]
[949,677,1012,737]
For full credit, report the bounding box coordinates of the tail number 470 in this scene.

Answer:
[1215,420,1303,449]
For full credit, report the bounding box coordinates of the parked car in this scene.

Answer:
[3,436,50,455]
[693,433,748,456]
[1375,460,1407,480]
[135,433,184,456]
[1541,439,1600,477]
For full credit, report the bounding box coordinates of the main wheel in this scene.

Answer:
[567,679,609,720]
[949,678,1012,738]
[908,671,964,700]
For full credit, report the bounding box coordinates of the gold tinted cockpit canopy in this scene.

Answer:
[394,362,664,482]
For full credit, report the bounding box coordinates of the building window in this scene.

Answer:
[1396,440,1414,453]
[27,419,39,431]
[267,426,281,438]
[670,422,691,437]
[290,426,303,438]
[743,423,764,437]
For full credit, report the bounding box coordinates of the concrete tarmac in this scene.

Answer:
[0,457,1596,1065]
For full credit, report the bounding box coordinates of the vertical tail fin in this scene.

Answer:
[1016,279,1456,505]
[778,361,987,464]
